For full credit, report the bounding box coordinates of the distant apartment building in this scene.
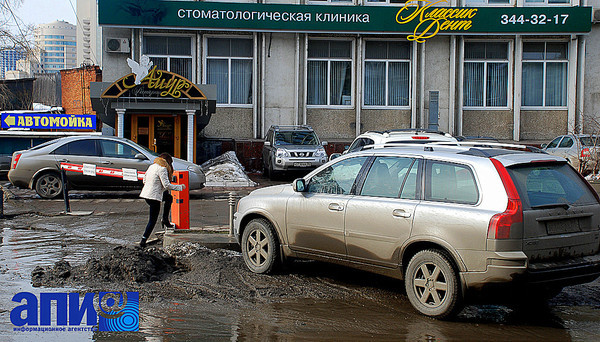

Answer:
[0,48,27,79]
[77,0,101,67]
[34,20,77,73]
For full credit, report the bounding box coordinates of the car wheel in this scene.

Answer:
[35,172,63,199]
[241,218,280,274]
[405,249,461,319]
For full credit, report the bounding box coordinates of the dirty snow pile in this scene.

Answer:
[200,151,257,187]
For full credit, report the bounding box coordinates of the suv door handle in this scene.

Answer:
[58,159,69,163]
[328,203,344,211]
[101,161,113,165]
[393,209,412,218]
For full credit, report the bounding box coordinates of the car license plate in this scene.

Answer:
[293,162,311,167]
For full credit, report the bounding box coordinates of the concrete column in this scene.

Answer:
[568,37,578,133]
[186,110,195,163]
[116,108,125,138]
[514,36,523,141]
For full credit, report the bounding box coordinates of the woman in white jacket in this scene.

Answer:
[139,152,185,247]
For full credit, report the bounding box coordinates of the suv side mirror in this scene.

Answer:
[293,178,306,192]
[322,141,328,146]
[264,141,271,147]
[134,153,147,160]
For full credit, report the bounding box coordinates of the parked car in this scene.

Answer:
[234,143,600,318]
[262,125,328,179]
[8,136,205,199]
[542,134,600,174]
[330,129,458,160]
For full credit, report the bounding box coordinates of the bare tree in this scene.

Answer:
[0,0,35,54]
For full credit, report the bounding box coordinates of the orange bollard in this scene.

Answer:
[171,170,190,230]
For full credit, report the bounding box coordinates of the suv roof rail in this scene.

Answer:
[364,128,451,136]
[363,141,546,156]
[272,125,313,131]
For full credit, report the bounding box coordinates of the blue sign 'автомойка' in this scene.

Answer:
[1,113,96,130]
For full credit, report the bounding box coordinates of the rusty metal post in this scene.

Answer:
[61,169,70,213]
[228,191,236,237]
[0,186,4,219]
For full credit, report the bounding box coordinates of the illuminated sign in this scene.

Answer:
[98,0,592,43]
[101,66,207,100]
[1,113,96,130]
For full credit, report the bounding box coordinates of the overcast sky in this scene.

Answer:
[14,0,77,27]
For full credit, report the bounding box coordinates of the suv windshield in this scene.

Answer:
[275,131,320,146]
[507,162,598,210]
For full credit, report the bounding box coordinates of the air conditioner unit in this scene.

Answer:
[593,9,600,23]
[105,38,130,53]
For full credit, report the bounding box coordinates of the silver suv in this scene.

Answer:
[235,143,600,318]
[262,125,328,179]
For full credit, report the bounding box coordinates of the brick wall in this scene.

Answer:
[60,66,102,116]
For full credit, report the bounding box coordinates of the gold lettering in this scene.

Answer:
[395,0,477,42]
[85,117,93,127]
[18,116,24,126]
[25,117,33,126]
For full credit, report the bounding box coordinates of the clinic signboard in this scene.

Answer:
[99,0,592,42]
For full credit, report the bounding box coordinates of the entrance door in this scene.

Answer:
[131,115,181,158]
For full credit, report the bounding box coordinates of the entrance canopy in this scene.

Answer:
[90,67,216,129]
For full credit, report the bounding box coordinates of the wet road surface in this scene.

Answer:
[1,177,600,341]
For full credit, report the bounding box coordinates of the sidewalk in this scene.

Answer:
[0,174,286,250]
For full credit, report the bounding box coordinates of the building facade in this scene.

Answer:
[77,0,102,67]
[0,49,26,79]
[34,20,77,73]
[97,0,599,149]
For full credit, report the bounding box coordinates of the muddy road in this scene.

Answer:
[1,185,600,341]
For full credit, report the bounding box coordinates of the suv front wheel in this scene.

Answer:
[241,218,280,274]
[405,249,462,319]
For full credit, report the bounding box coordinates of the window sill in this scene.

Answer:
[307,105,355,109]
[520,106,568,110]
[362,106,411,110]
[462,107,512,111]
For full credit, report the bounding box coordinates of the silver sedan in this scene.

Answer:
[8,135,205,199]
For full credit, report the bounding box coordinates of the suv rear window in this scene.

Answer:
[508,162,598,209]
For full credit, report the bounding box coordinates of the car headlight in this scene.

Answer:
[276,148,290,158]
[314,148,327,158]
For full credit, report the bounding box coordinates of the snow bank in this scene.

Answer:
[200,151,257,187]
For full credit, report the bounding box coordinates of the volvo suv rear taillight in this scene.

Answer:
[10,153,21,170]
[488,158,523,239]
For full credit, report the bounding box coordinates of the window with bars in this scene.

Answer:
[463,42,509,108]
[143,36,193,81]
[521,42,568,107]
[206,37,253,105]
[307,39,353,106]
[363,40,410,107]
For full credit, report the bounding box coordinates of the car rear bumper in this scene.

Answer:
[462,253,600,290]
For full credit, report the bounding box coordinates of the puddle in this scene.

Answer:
[1,225,599,341]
